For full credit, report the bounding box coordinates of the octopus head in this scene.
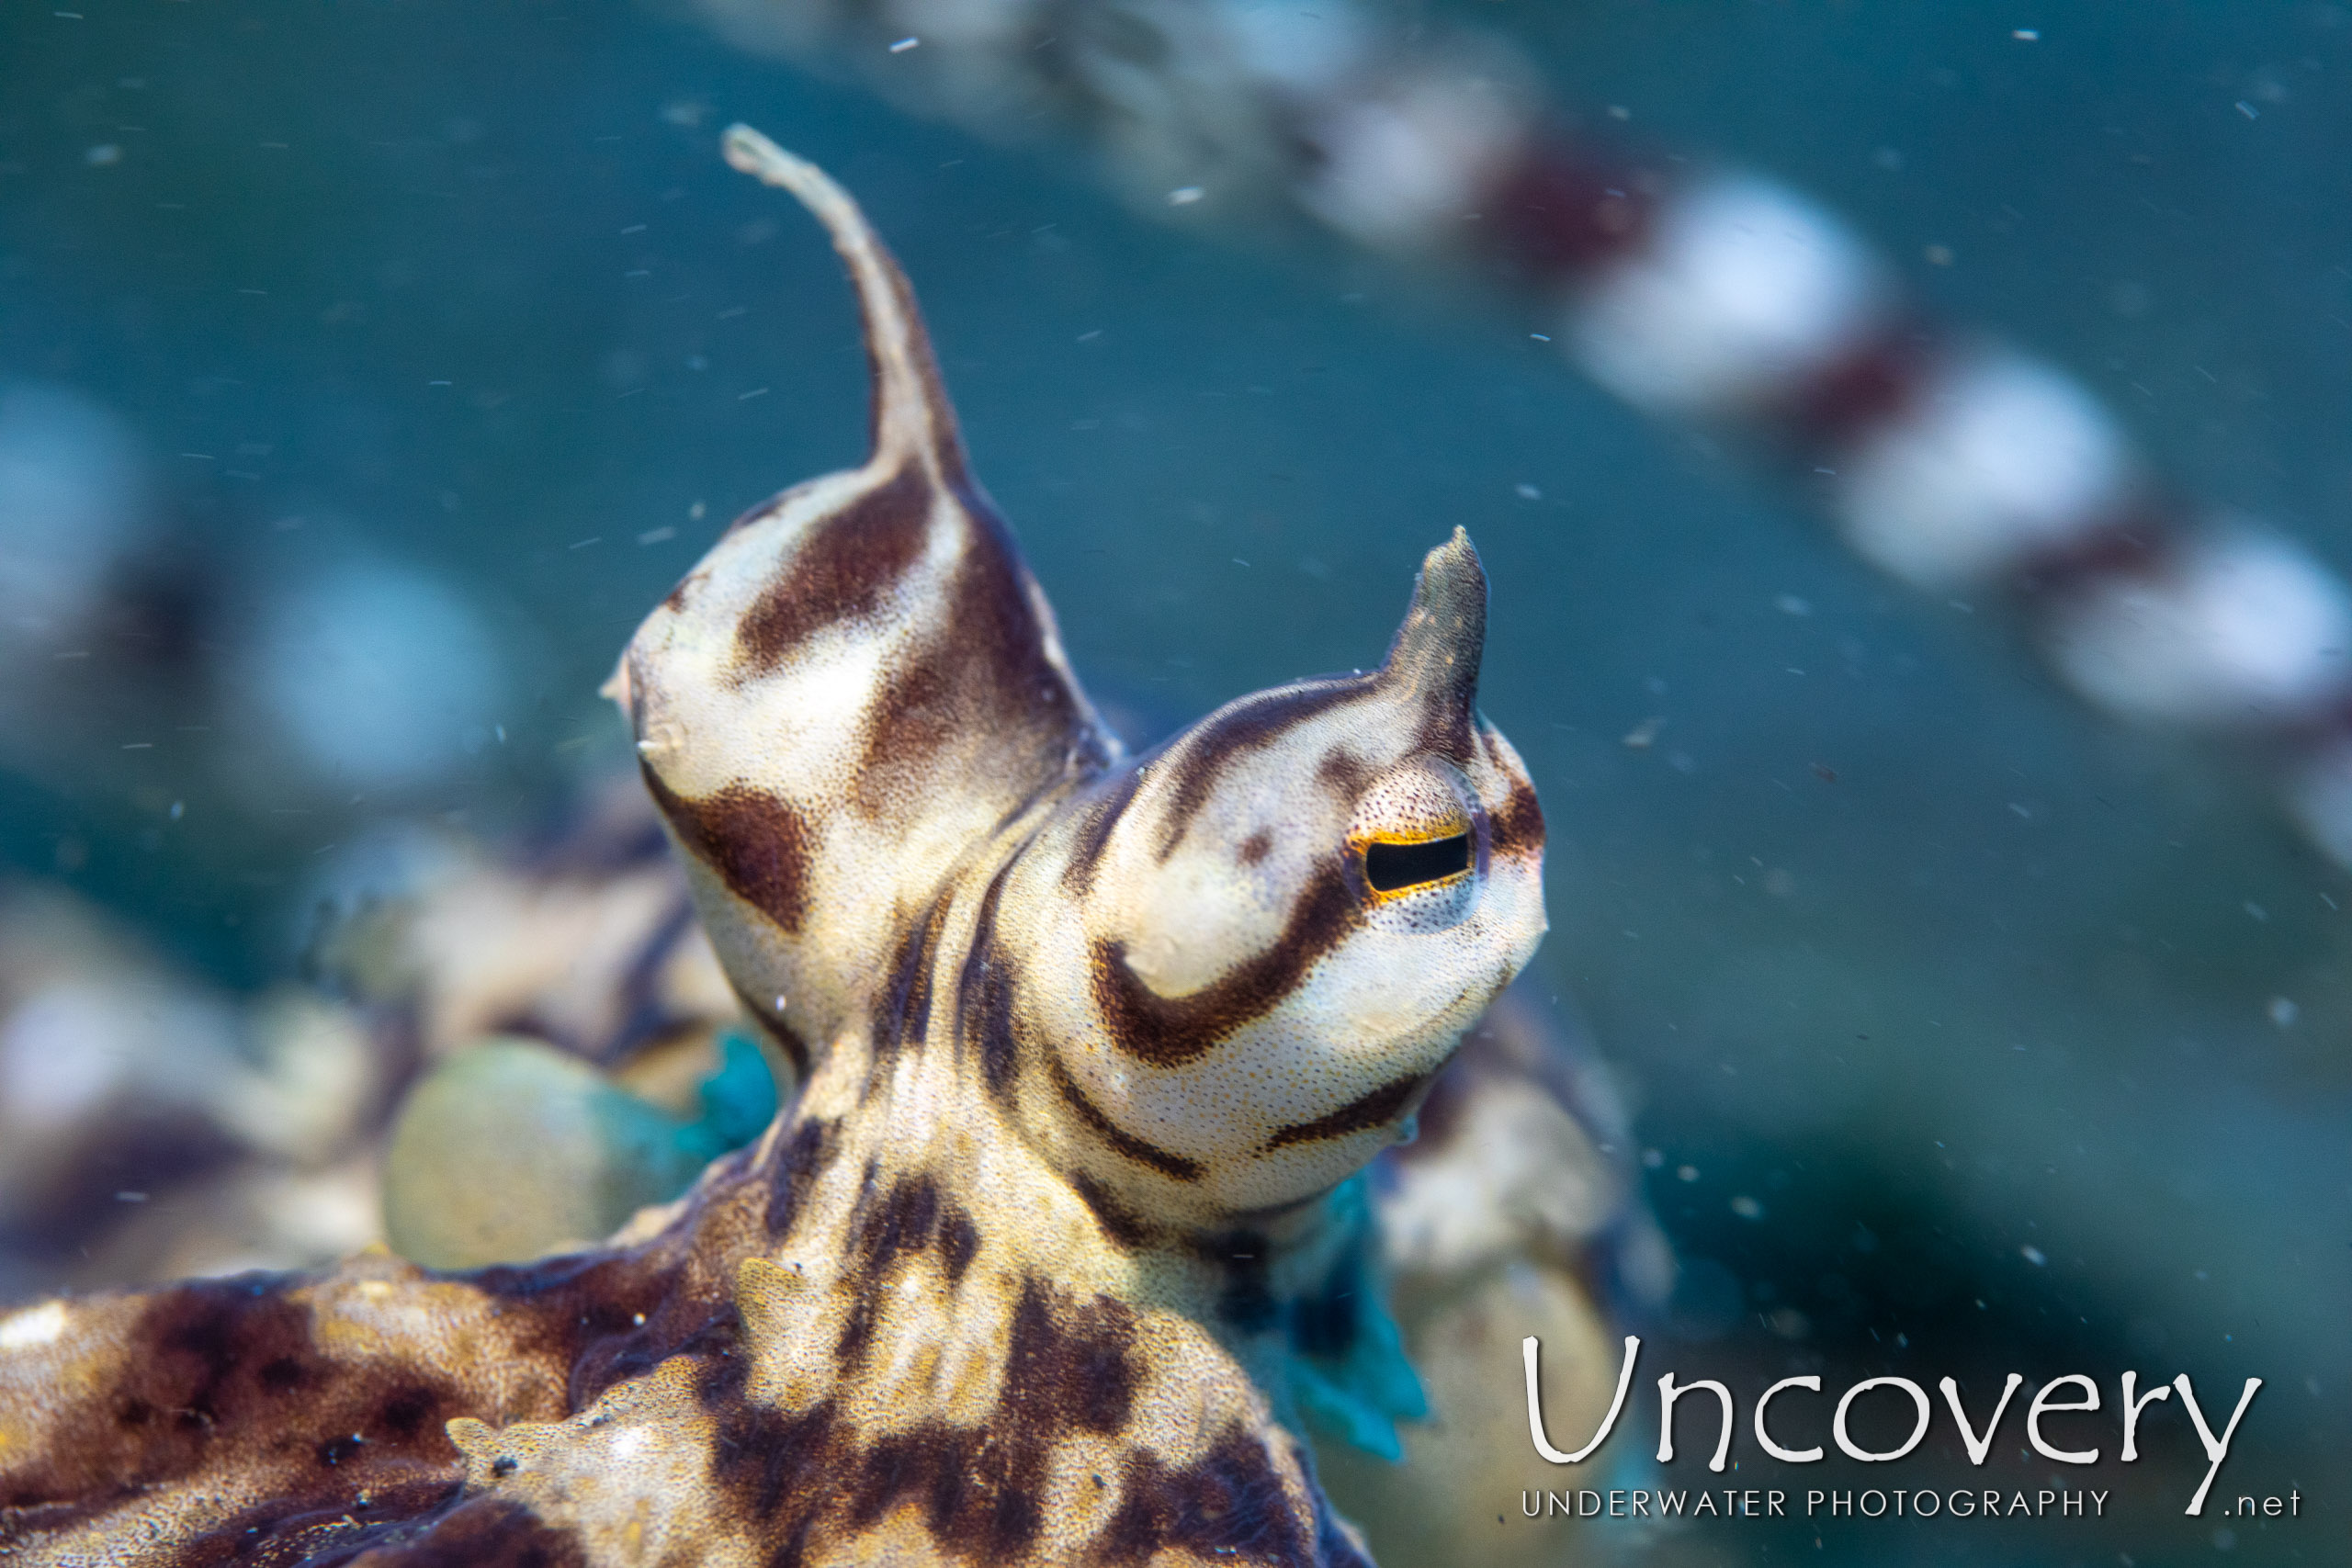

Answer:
[1030,528,1546,1216]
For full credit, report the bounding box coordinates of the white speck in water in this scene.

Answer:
[2012,28,2040,41]
[2235,100,2258,119]
[1775,593,1813,616]
[85,143,121,165]
[1677,1165,1700,1182]
[2021,1245,2047,1266]
[1514,483,1542,501]
[637,527,675,546]
[1167,186,1204,206]
[2267,996,2299,1027]
[888,35,919,52]
[1731,1195,1764,1220]
[169,800,183,819]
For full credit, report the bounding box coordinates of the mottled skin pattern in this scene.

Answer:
[0,128,1546,1566]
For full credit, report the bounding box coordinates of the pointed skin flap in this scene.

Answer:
[1378,527,1487,758]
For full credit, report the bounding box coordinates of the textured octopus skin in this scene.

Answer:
[0,127,1546,1568]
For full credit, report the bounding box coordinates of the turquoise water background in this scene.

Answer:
[4,5,2346,1562]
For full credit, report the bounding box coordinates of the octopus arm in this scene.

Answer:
[616,126,1120,1072]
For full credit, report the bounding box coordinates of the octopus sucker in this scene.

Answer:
[1,128,1552,1566]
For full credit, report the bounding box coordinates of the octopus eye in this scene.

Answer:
[1363,833,1472,893]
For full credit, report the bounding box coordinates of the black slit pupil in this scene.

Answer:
[1364,833,1472,892]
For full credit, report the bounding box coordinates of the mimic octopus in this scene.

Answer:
[0,127,1548,1566]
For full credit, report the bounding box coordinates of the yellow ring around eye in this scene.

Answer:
[1357,829,1475,897]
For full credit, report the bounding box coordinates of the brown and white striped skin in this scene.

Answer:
[0,129,1544,1566]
